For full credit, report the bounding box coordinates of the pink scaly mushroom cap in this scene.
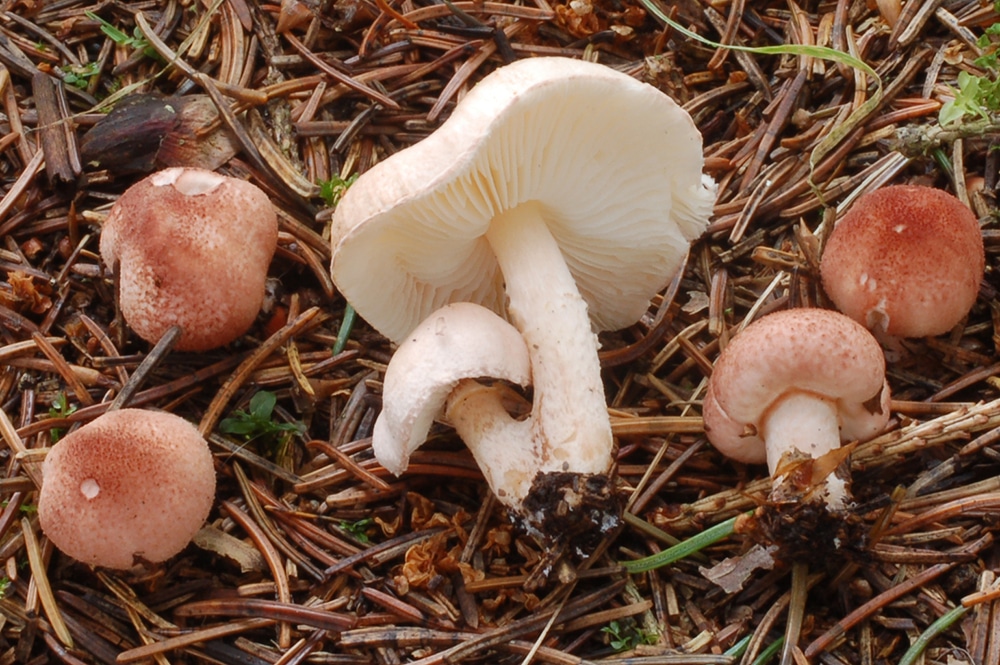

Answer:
[703,308,890,466]
[39,409,216,569]
[100,167,278,351]
[820,185,984,338]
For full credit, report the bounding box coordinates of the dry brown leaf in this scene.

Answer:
[9,271,52,314]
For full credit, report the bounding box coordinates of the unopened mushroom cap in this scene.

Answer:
[38,409,216,569]
[820,184,984,337]
[703,308,890,465]
[331,56,716,343]
[100,167,278,351]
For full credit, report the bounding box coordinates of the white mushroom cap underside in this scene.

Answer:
[703,308,889,464]
[331,57,717,343]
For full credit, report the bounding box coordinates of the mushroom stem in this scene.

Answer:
[484,202,614,479]
[445,380,535,502]
[761,392,850,510]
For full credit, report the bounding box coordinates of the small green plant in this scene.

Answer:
[59,62,101,90]
[939,2,1000,125]
[601,619,657,652]
[319,173,359,208]
[85,11,158,59]
[939,70,1000,126]
[1,500,36,514]
[219,391,304,444]
[47,392,77,443]
[339,517,375,543]
[0,576,9,599]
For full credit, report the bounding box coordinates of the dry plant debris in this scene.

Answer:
[0,0,999,663]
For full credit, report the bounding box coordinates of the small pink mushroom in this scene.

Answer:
[820,184,984,338]
[38,409,216,569]
[100,167,278,351]
[703,308,891,510]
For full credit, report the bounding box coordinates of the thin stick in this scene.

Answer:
[108,326,182,411]
[804,534,993,658]
[779,562,809,665]
[221,500,293,648]
[22,518,73,646]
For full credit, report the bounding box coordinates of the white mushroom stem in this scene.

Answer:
[483,202,614,480]
[371,263,613,514]
[445,380,536,502]
[761,392,850,510]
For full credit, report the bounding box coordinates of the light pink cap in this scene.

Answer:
[39,409,216,569]
[703,308,890,464]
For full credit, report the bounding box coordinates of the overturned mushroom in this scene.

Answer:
[331,57,715,532]
[374,302,534,499]
[100,167,278,351]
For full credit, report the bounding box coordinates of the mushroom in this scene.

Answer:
[820,184,984,339]
[330,57,716,531]
[100,167,278,351]
[38,408,216,569]
[374,302,534,501]
[702,308,890,510]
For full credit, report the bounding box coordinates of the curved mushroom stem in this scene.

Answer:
[483,202,615,483]
[761,392,850,511]
[445,380,535,502]
[374,204,619,532]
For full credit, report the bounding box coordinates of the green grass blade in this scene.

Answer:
[898,604,969,665]
[634,0,878,80]
[750,636,784,665]
[634,0,883,179]
[619,514,741,573]
[723,634,752,659]
[333,304,357,356]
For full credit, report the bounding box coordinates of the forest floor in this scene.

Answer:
[1,0,1000,663]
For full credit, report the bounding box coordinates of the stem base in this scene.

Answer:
[747,499,868,567]
[518,470,622,543]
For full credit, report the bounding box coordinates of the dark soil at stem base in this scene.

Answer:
[519,469,623,548]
